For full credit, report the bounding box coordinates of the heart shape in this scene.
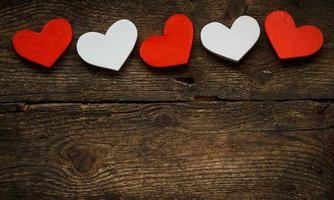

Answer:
[265,10,324,60]
[201,16,260,62]
[77,19,137,71]
[140,14,193,68]
[13,19,72,68]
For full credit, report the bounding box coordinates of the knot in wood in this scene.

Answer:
[155,113,178,127]
[226,0,247,20]
[67,146,97,174]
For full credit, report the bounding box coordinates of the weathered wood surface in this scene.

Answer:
[0,0,333,102]
[0,101,334,199]
[0,0,334,199]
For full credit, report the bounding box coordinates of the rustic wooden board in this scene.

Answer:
[1,0,334,199]
[0,101,333,199]
[0,0,333,102]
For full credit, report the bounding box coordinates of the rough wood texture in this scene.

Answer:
[1,101,334,199]
[0,0,333,102]
[0,0,334,199]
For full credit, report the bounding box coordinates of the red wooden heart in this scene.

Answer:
[265,10,323,60]
[13,19,72,68]
[140,14,193,67]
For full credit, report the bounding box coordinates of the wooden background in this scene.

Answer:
[0,0,334,199]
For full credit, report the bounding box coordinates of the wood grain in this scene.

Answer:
[0,0,333,102]
[1,0,334,199]
[0,101,333,199]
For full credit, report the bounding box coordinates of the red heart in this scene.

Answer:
[140,14,193,67]
[13,19,72,68]
[265,10,323,60]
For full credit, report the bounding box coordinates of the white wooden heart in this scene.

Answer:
[77,19,137,71]
[200,16,260,62]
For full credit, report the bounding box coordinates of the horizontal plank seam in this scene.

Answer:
[0,98,333,104]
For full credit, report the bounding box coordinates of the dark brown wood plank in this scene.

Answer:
[0,0,333,102]
[0,101,333,199]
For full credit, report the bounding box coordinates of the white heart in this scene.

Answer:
[200,16,260,62]
[77,19,138,71]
